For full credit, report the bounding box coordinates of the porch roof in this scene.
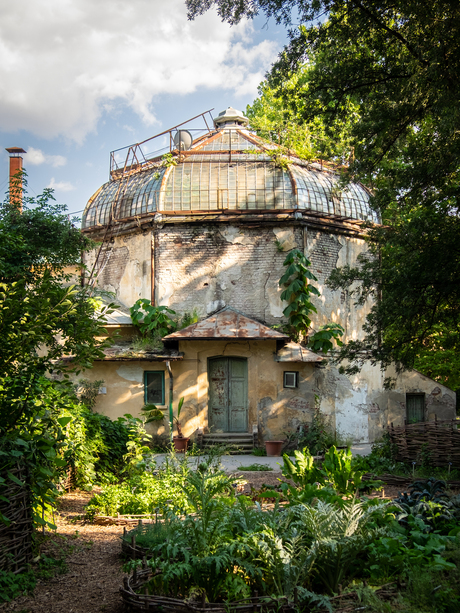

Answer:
[274,341,323,363]
[59,345,184,362]
[163,307,289,341]
[99,345,184,361]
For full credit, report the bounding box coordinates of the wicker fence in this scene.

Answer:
[121,566,297,613]
[0,464,34,573]
[387,419,460,468]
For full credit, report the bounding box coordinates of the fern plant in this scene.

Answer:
[292,500,389,594]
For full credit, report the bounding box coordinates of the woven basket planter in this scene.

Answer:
[0,464,34,573]
[121,567,296,613]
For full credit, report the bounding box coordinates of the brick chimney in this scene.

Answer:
[5,147,26,210]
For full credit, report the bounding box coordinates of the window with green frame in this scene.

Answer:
[144,371,165,405]
[406,393,425,424]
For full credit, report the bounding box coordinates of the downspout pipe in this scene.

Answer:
[166,360,173,445]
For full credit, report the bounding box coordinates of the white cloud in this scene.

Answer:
[47,178,76,192]
[0,0,277,142]
[27,146,67,167]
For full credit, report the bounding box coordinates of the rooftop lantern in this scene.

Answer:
[213,107,249,128]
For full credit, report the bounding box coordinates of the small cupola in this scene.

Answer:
[213,107,249,128]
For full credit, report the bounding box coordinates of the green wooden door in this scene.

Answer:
[208,357,248,432]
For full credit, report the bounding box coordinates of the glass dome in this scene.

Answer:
[82,119,378,229]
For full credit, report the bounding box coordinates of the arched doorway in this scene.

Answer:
[208,357,248,432]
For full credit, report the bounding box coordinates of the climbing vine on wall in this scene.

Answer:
[279,248,344,352]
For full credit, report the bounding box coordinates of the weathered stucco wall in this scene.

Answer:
[308,232,374,342]
[84,232,151,307]
[155,222,372,338]
[318,362,456,443]
[83,221,372,342]
[78,343,455,445]
[76,360,170,441]
[155,224,303,324]
[77,342,319,442]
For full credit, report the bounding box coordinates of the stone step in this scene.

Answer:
[203,432,253,438]
[201,432,255,454]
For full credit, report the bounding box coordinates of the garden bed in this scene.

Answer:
[364,472,460,490]
[121,566,297,613]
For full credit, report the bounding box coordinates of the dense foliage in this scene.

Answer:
[85,454,196,518]
[130,299,199,352]
[187,0,460,389]
[0,182,114,525]
[246,68,359,164]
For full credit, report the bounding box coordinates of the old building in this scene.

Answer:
[80,107,455,446]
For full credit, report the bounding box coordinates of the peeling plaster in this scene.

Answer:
[118,258,144,305]
[266,282,284,318]
[272,227,297,251]
[207,299,226,314]
[219,226,254,245]
[335,384,369,443]
[159,282,175,306]
[116,364,144,383]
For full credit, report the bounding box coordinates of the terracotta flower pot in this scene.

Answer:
[173,436,190,452]
[265,440,284,457]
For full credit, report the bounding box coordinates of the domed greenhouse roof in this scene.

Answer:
[82,108,378,229]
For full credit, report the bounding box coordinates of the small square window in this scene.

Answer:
[144,371,165,405]
[284,371,299,388]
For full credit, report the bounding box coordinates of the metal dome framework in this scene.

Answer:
[82,111,379,230]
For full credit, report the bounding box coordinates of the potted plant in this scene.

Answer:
[265,440,285,456]
[172,397,190,452]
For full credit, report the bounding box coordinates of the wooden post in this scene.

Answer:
[166,360,174,444]
[132,534,136,560]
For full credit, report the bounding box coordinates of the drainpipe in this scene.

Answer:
[5,147,26,211]
[166,360,173,444]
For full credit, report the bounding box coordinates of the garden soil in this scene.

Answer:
[1,474,402,613]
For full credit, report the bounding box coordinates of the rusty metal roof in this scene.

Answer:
[99,344,183,361]
[163,307,289,341]
[274,341,323,363]
[59,345,183,362]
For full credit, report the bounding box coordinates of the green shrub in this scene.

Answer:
[282,446,365,496]
[61,406,152,487]
[0,554,67,602]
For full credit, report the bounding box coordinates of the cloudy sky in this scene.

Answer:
[0,0,286,216]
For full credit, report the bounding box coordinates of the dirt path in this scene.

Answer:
[2,490,126,613]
